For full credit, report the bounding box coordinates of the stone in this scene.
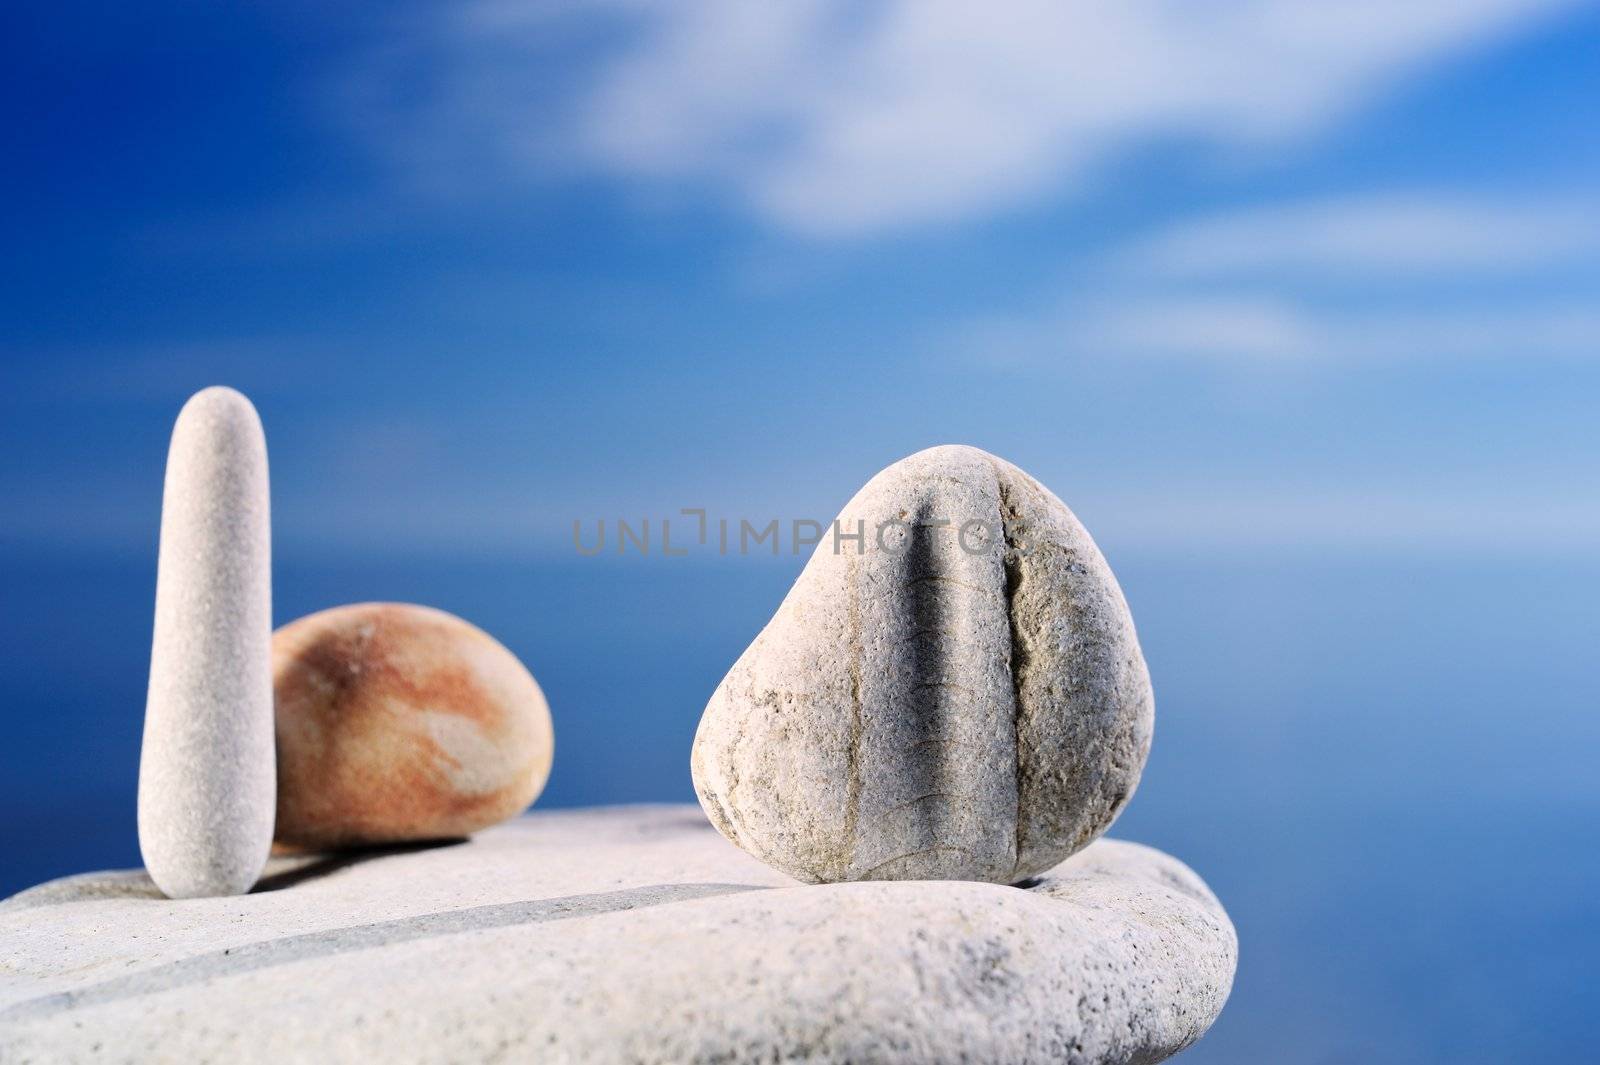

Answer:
[138,385,275,899]
[693,445,1153,885]
[272,602,554,850]
[0,806,1236,1064]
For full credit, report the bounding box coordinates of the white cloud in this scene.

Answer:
[953,183,1600,368]
[1081,484,1600,554]
[354,0,1585,235]
[1117,194,1600,278]
[954,293,1600,367]
[1081,296,1319,362]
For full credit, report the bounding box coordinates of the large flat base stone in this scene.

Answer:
[0,805,1235,1064]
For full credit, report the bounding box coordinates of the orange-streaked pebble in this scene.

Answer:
[272,602,553,850]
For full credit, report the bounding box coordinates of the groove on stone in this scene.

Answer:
[842,550,864,881]
[0,883,769,1024]
[897,494,973,877]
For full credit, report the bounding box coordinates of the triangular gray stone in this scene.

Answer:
[693,445,1153,884]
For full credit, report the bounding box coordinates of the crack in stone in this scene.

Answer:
[907,574,1003,600]
[877,791,979,820]
[859,844,972,879]
[992,461,1030,881]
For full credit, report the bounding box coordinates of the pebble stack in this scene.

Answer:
[19,429,1234,1063]
[137,386,276,899]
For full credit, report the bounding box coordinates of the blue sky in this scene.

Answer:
[3,0,1598,561]
[4,9,1600,1056]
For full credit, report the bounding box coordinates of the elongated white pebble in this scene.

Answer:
[137,386,275,898]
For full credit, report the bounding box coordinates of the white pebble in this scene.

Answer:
[137,386,275,898]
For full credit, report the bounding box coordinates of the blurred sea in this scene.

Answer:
[2,545,1595,1062]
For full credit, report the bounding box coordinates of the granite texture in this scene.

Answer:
[273,602,554,850]
[693,445,1153,884]
[137,386,275,898]
[0,806,1233,1065]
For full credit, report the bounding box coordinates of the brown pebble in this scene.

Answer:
[272,602,553,851]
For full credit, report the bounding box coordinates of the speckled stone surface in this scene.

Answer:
[0,806,1234,1064]
[694,445,1154,885]
[273,602,555,850]
[138,386,275,898]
